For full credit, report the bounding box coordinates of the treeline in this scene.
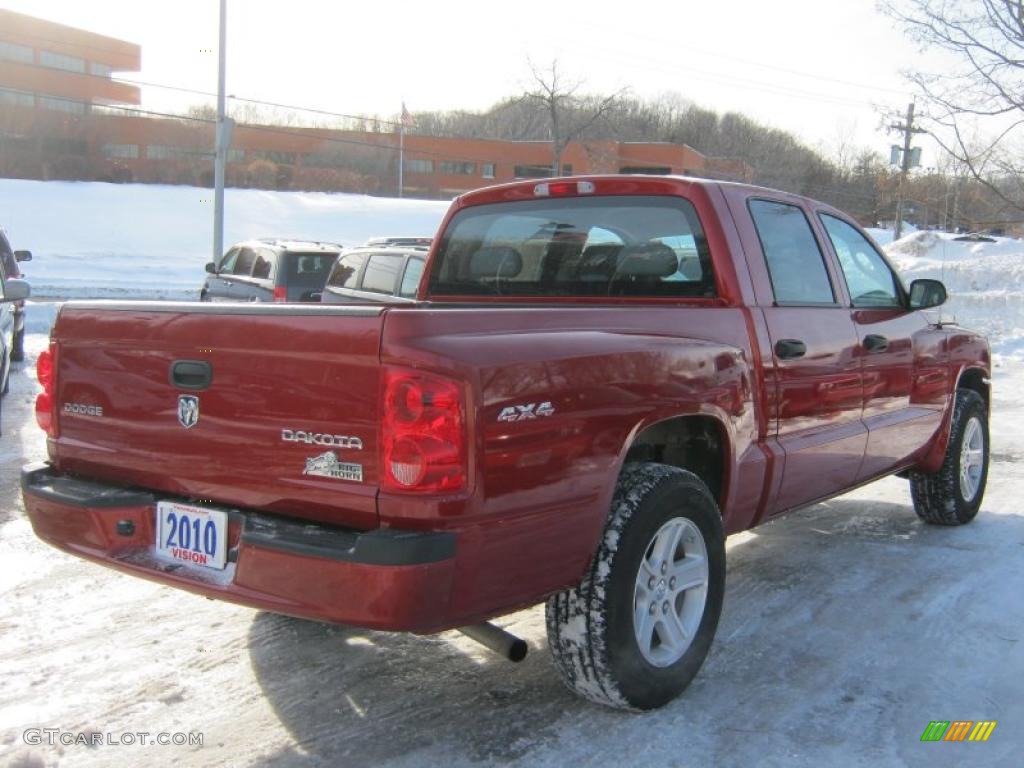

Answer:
[411,93,1019,232]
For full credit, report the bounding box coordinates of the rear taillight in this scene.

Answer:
[381,368,466,493]
[273,287,287,302]
[35,342,58,437]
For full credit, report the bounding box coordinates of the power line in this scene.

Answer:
[576,19,915,98]
[5,58,406,127]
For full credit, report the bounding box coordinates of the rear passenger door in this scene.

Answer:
[322,251,369,303]
[235,247,276,302]
[746,199,867,514]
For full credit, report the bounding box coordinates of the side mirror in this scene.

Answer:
[909,278,947,310]
[309,291,323,302]
[205,262,217,274]
[13,250,32,262]
[1,278,31,302]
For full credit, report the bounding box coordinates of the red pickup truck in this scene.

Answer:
[22,176,990,711]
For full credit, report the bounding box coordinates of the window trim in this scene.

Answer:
[747,197,841,308]
[817,211,908,310]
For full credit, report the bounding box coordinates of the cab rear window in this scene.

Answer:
[428,196,715,298]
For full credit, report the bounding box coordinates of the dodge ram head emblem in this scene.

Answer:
[177,395,200,429]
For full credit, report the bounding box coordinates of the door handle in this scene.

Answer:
[863,334,889,353]
[774,339,807,360]
[170,360,213,390]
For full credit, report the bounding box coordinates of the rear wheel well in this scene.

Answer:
[623,416,726,503]
[957,368,989,412]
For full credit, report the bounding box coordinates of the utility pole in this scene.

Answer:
[213,0,228,264]
[398,122,404,198]
[890,102,927,241]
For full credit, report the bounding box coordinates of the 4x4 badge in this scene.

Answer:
[178,395,200,429]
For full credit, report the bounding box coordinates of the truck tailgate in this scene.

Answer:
[50,302,384,529]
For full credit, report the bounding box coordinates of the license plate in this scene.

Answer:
[154,501,228,570]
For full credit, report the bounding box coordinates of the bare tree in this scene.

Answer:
[883,0,1024,211]
[522,60,626,175]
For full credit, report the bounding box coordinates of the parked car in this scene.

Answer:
[0,227,31,362]
[22,175,989,712]
[0,257,30,398]
[200,239,342,303]
[321,247,426,304]
[363,236,432,248]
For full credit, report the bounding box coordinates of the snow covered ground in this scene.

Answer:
[1,180,1022,767]
[1,179,449,301]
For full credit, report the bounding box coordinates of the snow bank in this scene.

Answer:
[1,179,449,301]
[885,231,1024,362]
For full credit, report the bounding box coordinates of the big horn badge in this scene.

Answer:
[177,395,200,429]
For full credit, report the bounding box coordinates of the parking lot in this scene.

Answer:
[2,333,1021,768]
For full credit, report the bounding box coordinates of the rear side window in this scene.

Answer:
[749,200,834,305]
[399,257,425,298]
[327,252,367,289]
[252,248,275,280]
[361,253,405,294]
[428,195,715,298]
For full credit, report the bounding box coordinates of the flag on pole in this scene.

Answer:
[401,102,415,128]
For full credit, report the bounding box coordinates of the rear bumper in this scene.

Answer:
[21,463,457,632]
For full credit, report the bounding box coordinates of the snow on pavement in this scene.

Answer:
[2,335,1021,767]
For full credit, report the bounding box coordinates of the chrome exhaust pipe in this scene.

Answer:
[458,622,528,662]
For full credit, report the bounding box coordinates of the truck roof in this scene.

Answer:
[454,174,821,210]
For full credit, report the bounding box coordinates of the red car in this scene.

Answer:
[22,176,989,710]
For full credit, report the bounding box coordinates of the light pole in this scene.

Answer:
[213,0,228,265]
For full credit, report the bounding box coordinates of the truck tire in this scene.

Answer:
[10,326,25,363]
[910,389,988,525]
[545,462,725,710]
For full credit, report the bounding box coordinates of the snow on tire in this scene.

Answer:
[910,388,989,525]
[545,462,725,711]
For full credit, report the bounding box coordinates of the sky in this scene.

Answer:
[4,0,949,165]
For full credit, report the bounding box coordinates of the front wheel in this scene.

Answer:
[546,463,725,710]
[910,389,989,525]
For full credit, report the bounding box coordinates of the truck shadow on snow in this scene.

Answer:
[247,493,1021,767]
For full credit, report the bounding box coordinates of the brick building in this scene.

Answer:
[0,10,753,196]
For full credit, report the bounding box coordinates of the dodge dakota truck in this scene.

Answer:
[22,175,990,711]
